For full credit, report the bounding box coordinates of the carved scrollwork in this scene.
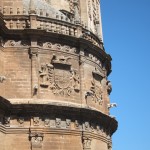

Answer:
[9,40,16,46]
[39,55,80,96]
[21,40,30,46]
[4,40,30,47]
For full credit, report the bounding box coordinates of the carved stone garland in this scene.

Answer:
[39,55,80,96]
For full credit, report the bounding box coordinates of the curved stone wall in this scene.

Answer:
[0,0,117,149]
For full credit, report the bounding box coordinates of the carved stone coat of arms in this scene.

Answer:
[39,55,80,96]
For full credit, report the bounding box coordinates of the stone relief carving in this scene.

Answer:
[56,118,61,128]
[39,55,80,96]
[33,117,40,126]
[90,80,103,104]
[42,42,79,54]
[90,123,94,132]
[1,116,110,139]
[96,125,100,133]
[44,118,50,127]
[83,137,92,150]
[84,51,103,67]
[4,40,30,47]
[4,117,10,127]
[84,122,90,131]
[66,119,71,128]
[30,133,44,149]
[74,120,80,128]
[86,68,104,105]
[18,117,24,127]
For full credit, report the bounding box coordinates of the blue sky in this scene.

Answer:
[101,0,150,150]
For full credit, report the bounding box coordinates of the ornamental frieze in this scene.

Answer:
[39,41,79,54]
[0,116,109,138]
[39,55,80,96]
[3,40,30,47]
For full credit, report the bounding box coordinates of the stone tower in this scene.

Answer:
[0,0,117,150]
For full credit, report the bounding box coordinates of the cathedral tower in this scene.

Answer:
[0,0,117,150]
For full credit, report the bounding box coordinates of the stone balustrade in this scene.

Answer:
[3,14,103,49]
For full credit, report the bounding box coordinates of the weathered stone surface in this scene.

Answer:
[0,0,117,150]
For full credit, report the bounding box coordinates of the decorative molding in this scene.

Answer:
[0,114,112,140]
[41,42,79,54]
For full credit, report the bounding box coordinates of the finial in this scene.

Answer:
[29,0,36,14]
